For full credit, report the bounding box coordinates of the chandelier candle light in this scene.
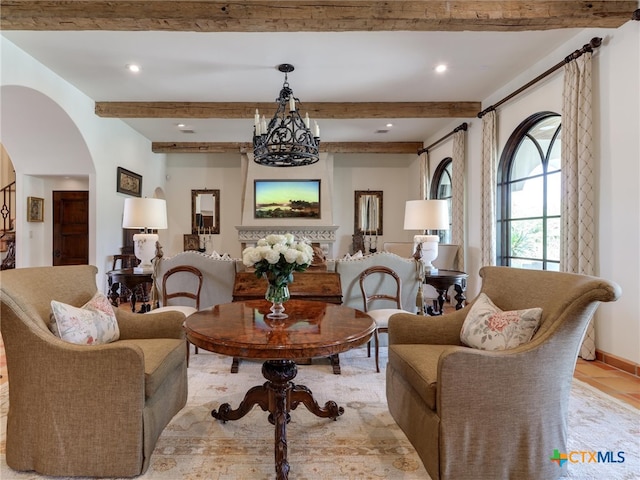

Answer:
[252,64,320,167]
[122,198,168,273]
[242,234,314,319]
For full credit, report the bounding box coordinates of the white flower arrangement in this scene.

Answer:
[242,234,314,285]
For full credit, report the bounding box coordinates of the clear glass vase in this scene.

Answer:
[265,280,290,319]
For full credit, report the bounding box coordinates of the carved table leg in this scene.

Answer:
[454,283,466,310]
[108,280,119,307]
[329,354,341,374]
[212,359,344,480]
[230,357,240,373]
[129,285,138,312]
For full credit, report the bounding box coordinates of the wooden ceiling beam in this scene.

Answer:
[151,142,423,154]
[1,1,636,32]
[96,101,479,119]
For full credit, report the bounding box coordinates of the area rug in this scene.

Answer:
[1,347,638,480]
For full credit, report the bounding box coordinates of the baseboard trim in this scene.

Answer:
[595,349,639,377]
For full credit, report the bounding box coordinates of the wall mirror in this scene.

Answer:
[354,190,383,235]
[191,189,220,234]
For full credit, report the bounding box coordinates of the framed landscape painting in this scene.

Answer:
[254,179,321,219]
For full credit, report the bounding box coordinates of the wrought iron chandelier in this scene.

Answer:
[252,64,320,167]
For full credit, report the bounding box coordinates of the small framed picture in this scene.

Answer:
[183,234,200,251]
[27,196,44,222]
[117,167,142,197]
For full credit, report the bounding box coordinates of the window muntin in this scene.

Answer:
[497,112,561,270]
[430,158,452,244]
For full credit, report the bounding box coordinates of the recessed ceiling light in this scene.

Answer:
[126,64,141,73]
[435,64,447,74]
[386,123,393,128]
[177,123,186,128]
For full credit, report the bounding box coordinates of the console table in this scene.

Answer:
[233,271,342,304]
[424,269,468,315]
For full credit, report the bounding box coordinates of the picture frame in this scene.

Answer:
[117,167,142,197]
[27,196,44,222]
[254,179,321,219]
[183,234,201,252]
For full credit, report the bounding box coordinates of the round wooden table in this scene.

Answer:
[183,299,375,480]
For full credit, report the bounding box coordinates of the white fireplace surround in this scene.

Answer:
[236,225,339,257]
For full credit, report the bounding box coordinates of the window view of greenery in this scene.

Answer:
[432,158,452,244]
[498,114,561,271]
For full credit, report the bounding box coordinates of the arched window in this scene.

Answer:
[497,112,561,270]
[430,157,452,243]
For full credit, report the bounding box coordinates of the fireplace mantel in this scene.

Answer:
[236,225,339,256]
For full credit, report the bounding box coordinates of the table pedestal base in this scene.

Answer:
[212,359,344,480]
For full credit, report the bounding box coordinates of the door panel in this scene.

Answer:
[53,191,89,265]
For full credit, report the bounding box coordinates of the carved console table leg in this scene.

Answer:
[454,283,466,310]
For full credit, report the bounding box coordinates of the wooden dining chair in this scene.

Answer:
[359,265,411,372]
[147,265,203,366]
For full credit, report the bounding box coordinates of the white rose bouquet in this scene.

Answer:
[242,233,314,287]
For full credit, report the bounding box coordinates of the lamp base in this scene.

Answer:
[133,233,158,274]
[414,234,440,274]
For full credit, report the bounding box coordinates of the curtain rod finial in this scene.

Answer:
[589,37,602,49]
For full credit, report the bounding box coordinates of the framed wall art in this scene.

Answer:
[254,179,320,219]
[27,196,44,222]
[183,234,201,252]
[117,167,142,197]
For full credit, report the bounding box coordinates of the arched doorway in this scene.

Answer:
[0,85,95,267]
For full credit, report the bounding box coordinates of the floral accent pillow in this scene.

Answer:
[460,293,542,351]
[50,292,120,345]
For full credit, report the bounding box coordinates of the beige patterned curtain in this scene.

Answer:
[451,129,465,270]
[481,110,497,266]
[561,52,597,359]
[419,151,429,200]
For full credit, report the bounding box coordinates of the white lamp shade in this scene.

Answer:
[122,198,167,230]
[403,199,449,231]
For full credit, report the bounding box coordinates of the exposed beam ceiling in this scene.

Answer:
[5,1,637,154]
[1,1,637,32]
[151,141,424,154]
[96,102,480,119]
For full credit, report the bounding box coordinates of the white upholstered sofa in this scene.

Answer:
[334,251,422,313]
[152,251,242,310]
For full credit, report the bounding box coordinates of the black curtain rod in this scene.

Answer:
[417,122,468,156]
[477,37,603,119]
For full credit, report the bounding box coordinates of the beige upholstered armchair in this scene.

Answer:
[0,265,188,477]
[386,266,621,480]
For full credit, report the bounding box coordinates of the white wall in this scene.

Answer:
[163,152,418,259]
[165,153,243,257]
[1,37,168,291]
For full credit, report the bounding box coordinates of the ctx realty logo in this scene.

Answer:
[550,449,625,466]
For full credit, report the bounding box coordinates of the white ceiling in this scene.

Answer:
[2,29,582,144]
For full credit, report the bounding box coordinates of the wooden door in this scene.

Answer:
[52,190,89,265]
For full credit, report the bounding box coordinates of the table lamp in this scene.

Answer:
[403,199,450,274]
[122,198,167,273]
